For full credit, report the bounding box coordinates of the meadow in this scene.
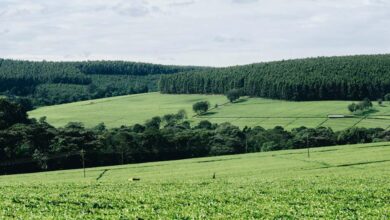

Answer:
[0,142,389,219]
[29,92,390,130]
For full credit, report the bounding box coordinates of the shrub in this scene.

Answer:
[226,89,241,103]
[192,101,210,115]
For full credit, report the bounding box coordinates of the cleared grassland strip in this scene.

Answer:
[247,117,271,127]
[350,116,368,128]
[228,117,242,124]
[77,93,149,106]
[284,118,301,127]
[316,118,329,128]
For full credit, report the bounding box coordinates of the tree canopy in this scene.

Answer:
[348,98,373,113]
[0,98,389,175]
[160,54,390,101]
[0,59,204,106]
[226,89,241,103]
[193,101,210,115]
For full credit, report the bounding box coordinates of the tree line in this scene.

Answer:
[159,54,390,101]
[0,59,203,106]
[1,98,389,174]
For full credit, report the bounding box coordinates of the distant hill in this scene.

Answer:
[160,54,390,101]
[0,59,205,106]
[4,54,390,106]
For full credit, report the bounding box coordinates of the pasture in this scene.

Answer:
[0,142,389,219]
[29,93,390,130]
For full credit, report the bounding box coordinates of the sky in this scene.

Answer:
[1,0,389,67]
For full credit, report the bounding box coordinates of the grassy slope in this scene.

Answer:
[29,93,390,130]
[0,142,389,219]
[29,92,226,127]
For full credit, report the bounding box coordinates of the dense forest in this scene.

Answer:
[1,98,389,174]
[4,54,390,107]
[0,59,202,106]
[160,54,390,101]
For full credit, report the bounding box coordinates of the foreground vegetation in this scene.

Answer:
[160,54,390,101]
[2,97,390,174]
[29,93,390,130]
[0,142,389,219]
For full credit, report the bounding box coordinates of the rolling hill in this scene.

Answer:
[160,54,390,101]
[29,92,390,130]
[3,54,390,109]
[1,142,389,219]
[0,59,204,106]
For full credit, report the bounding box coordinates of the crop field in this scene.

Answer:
[29,93,390,130]
[0,142,389,219]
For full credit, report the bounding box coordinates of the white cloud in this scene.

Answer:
[168,0,196,7]
[0,0,389,67]
[232,0,258,4]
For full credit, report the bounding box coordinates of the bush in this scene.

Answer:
[226,89,240,103]
[348,99,373,113]
[348,103,357,112]
[197,120,213,130]
[192,101,210,115]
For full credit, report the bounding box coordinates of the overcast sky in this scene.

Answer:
[1,0,389,67]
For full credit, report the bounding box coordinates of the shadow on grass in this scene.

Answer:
[315,149,339,153]
[354,108,379,116]
[233,98,249,104]
[199,112,217,116]
[356,144,390,149]
[96,169,109,181]
[196,158,241,163]
[305,159,390,171]
[335,159,390,167]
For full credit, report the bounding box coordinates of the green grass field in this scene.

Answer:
[0,142,389,219]
[29,92,390,130]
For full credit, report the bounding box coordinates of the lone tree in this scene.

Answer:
[361,98,373,109]
[193,101,210,115]
[226,89,240,103]
[348,103,357,113]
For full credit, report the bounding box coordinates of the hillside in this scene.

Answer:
[1,142,389,219]
[4,54,390,107]
[160,54,390,101]
[0,59,204,106]
[29,93,390,130]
